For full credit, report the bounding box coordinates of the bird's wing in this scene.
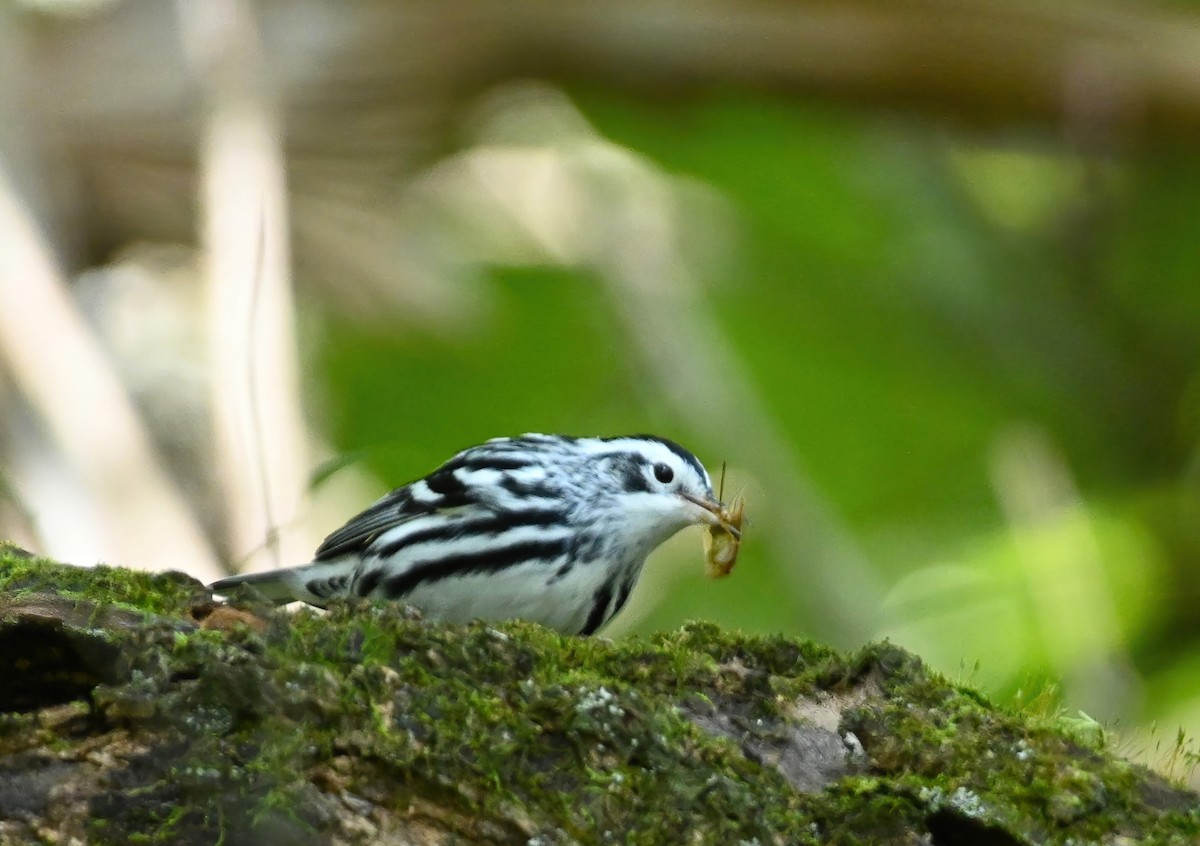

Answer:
[312,442,553,561]
[313,490,428,561]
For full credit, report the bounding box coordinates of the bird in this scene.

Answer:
[210,433,740,635]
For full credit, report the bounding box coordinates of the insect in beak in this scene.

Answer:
[681,463,747,579]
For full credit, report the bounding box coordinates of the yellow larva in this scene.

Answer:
[703,495,744,579]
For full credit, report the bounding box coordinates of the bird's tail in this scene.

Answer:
[209,569,302,605]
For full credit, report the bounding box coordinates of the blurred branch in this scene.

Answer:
[509,0,1200,144]
[21,0,1200,293]
[176,0,316,574]
[42,0,1200,143]
[0,160,220,578]
[590,159,885,643]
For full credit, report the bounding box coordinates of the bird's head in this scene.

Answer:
[578,435,739,551]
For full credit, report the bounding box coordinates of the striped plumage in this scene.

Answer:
[210,434,735,635]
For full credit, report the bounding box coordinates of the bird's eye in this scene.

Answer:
[653,463,674,484]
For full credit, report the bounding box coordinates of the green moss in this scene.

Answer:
[269,609,811,842]
[3,555,1197,844]
[0,547,206,617]
[832,654,1200,845]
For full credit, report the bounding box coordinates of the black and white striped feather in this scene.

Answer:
[210,433,721,635]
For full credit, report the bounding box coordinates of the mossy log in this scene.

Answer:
[0,543,1196,845]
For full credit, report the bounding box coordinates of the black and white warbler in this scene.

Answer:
[210,434,740,635]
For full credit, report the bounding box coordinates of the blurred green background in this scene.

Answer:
[4,0,1200,780]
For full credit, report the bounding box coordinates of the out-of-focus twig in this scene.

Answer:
[595,176,884,644]
[0,160,220,577]
[990,425,1141,719]
[175,0,315,575]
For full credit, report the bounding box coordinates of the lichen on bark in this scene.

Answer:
[0,542,1197,845]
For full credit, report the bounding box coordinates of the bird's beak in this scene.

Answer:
[681,492,742,539]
